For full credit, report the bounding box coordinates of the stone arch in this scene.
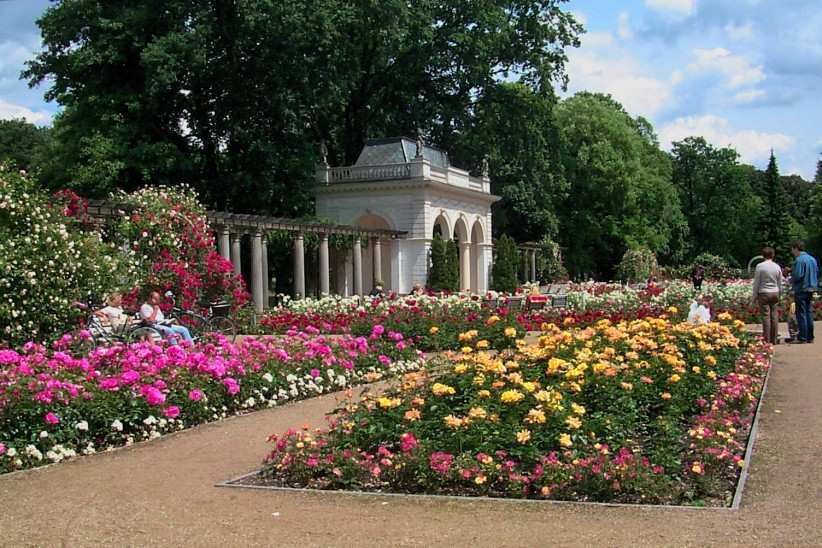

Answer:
[353,213,394,293]
[432,210,451,240]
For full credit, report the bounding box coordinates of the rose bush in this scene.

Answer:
[259,315,769,505]
[0,166,132,346]
[0,327,421,473]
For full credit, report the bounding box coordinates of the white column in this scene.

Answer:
[353,237,363,296]
[530,249,537,284]
[372,237,382,286]
[460,241,471,292]
[218,226,230,261]
[262,235,269,307]
[230,233,242,277]
[251,231,264,313]
[319,233,330,295]
[293,232,305,299]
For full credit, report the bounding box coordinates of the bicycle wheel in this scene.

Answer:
[207,316,237,343]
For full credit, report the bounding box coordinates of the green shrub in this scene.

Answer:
[492,234,519,293]
[616,247,658,284]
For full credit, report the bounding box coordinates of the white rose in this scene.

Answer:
[75,421,89,432]
[111,419,124,432]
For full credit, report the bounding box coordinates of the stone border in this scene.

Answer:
[216,360,773,511]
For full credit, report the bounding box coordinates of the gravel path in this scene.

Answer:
[1,327,821,547]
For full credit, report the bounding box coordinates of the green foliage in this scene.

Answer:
[555,93,688,279]
[492,234,519,292]
[671,137,761,266]
[25,0,582,216]
[616,247,658,284]
[445,239,460,291]
[536,236,569,282]
[0,119,52,174]
[689,253,737,280]
[0,165,124,346]
[428,235,449,291]
[757,152,798,259]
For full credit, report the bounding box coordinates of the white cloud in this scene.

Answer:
[659,114,794,164]
[565,32,675,118]
[689,48,765,88]
[617,12,633,40]
[0,100,52,125]
[733,89,766,103]
[645,0,696,17]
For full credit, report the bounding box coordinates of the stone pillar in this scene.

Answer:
[251,231,264,313]
[372,237,382,286]
[522,250,529,282]
[530,249,537,284]
[262,235,270,308]
[460,241,471,292]
[353,237,363,296]
[319,233,330,296]
[293,232,305,299]
[217,226,230,261]
[230,233,242,277]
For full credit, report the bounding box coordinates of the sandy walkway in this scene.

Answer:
[1,327,821,547]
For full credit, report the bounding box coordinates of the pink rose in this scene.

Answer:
[0,442,6,456]
[44,412,60,425]
[145,387,166,406]
[188,389,204,402]
[163,406,180,419]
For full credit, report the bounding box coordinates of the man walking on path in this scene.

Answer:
[789,241,818,344]
[752,247,782,344]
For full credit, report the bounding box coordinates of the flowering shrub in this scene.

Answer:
[0,327,421,473]
[111,185,248,311]
[259,316,769,505]
[0,166,129,346]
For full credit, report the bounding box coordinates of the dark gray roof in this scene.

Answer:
[355,137,450,169]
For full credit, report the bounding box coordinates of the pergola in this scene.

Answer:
[84,200,407,312]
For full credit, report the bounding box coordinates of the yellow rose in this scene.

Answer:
[516,429,532,443]
[525,408,546,424]
[432,383,456,397]
[404,409,421,421]
[500,389,525,404]
[504,327,517,338]
[429,326,440,334]
[478,389,491,398]
[565,416,582,430]
[559,433,573,447]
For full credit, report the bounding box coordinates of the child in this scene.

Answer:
[784,293,799,343]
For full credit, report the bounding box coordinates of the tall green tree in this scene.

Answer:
[758,152,796,258]
[491,234,519,292]
[554,93,687,279]
[670,137,760,265]
[25,0,582,215]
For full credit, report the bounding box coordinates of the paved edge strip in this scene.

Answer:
[215,355,775,512]
[730,355,773,509]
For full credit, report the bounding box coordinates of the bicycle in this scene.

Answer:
[165,292,237,343]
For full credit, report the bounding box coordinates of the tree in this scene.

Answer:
[0,119,51,173]
[445,239,460,291]
[758,152,796,259]
[428,234,450,291]
[492,234,519,293]
[451,83,567,242]
[670,137,760,265]
[554,93,687,279]
[25,0,582,215]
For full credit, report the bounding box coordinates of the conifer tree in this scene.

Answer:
[427,234,448,291]
[492,235,519,293]
[445,239,460,291]
[759,151,793,258]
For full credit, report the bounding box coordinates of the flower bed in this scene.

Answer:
[256,315,770,505]
[0,328,422,473]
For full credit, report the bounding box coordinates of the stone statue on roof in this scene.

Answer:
[415,128,424,159]
[481,156,490,178]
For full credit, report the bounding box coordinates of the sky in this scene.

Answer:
[0,0,820,179]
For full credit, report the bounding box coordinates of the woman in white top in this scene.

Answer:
[140,290,193,344]
[752,247,783,344]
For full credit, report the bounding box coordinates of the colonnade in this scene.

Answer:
[520,247,538,284]
[216,226,388,312]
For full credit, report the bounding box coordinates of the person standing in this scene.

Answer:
[751,247,782,344]
[691,265,705,290]
[789,241,818,343]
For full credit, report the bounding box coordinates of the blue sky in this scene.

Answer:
[1,0,820,178]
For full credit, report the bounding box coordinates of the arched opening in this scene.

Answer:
[471,220,485,293]
[453,217,471,292]
[353,213,394,293]
[433,213,451,240]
